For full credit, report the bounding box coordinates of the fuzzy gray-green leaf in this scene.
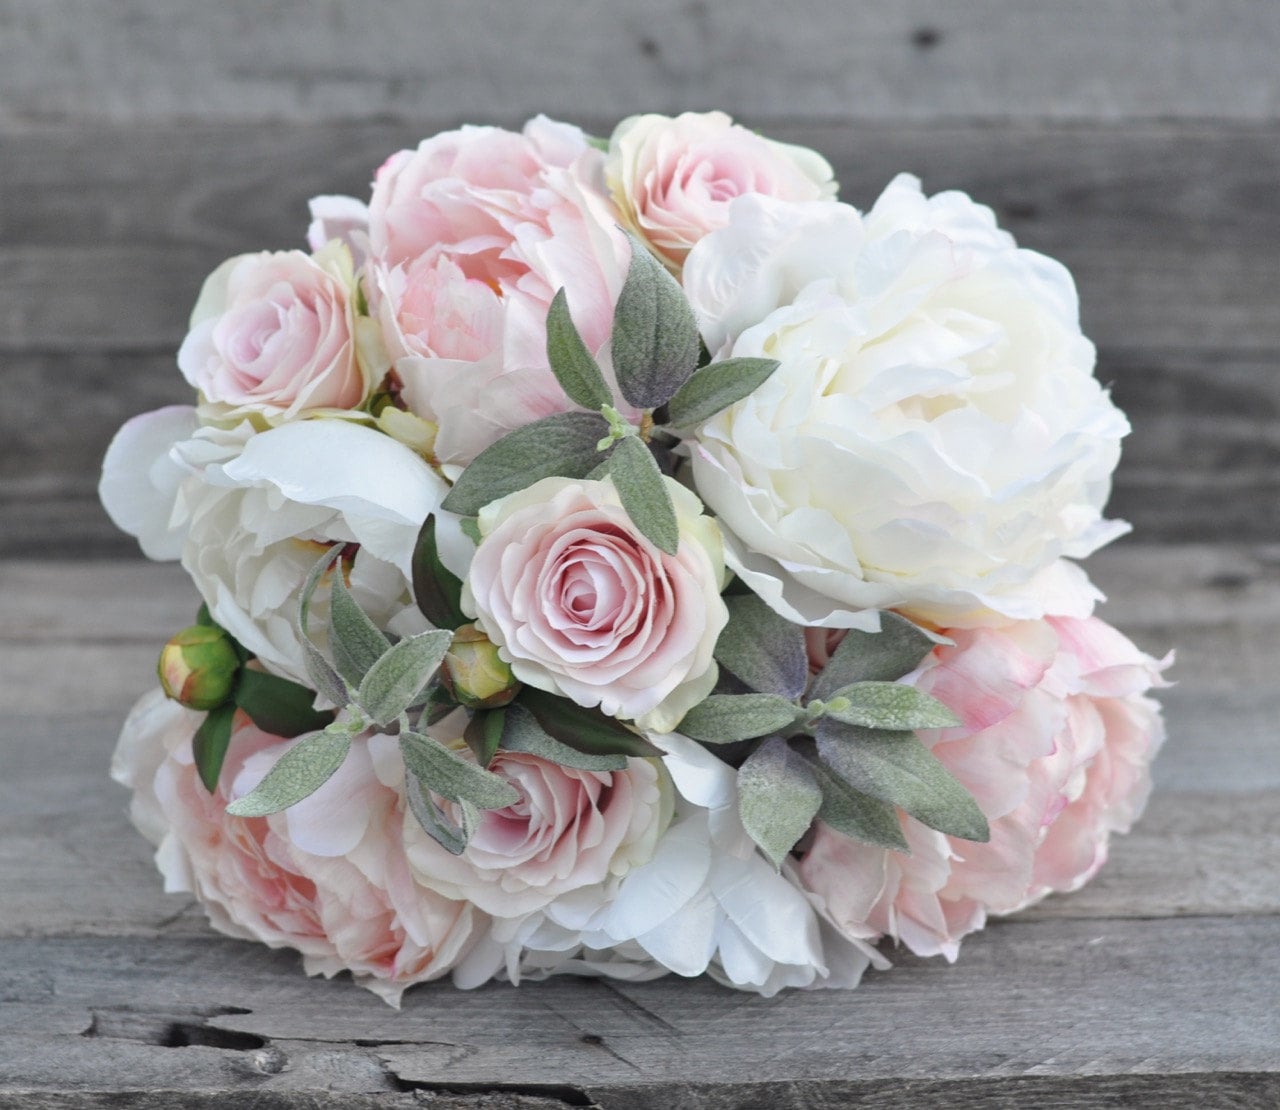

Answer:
[501,703,628,771]
[715,593,807,699]
[546,288,614,410]
[796,743,910,853]
[737,737,823,869]
[609,436,679,555]
[404,770,475,855]
[820,681,961,731]
[399,730,519,810]
[810,612,939,702]
[225,723,353,817]
[816,721,989,842]
[329,562,392,687]
[296,549,349,707]
[441,411,612,516]
[356,630,454,726]
[666,357,780,428]
[679,693,800,744]
[611,232,701,408]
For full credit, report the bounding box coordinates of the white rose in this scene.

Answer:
[683,179,1130,629]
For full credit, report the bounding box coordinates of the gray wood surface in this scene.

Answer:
[1,548,1275,1106]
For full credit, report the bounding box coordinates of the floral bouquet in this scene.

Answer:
[102,111,1169,1003]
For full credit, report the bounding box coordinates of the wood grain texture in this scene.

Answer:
[2,0,1278,125]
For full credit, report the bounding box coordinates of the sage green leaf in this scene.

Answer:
[192,702,236,793]
[715,593,807,699]
[233,669,335,738]
[816,721,989,842]
[501,703,628,771]
[546,288,613,410]
[411,516,468,631]
[357,630,454,727]
[793,740,909,852]
[810,612,938,701]
[329,563,392,687]
[225,723,353,817]
[678,693,800,744]
[737,737,822,869]
[463,709,505,767]
[459,517,482,545]
[820,681,961,731]
[441,411,611,516]
[608,435,679,555]
[296,549,349,707]
[519,688,663,758]
[611,232,701,408]
[404,770,475,855]
[399,730,519,810]
[666,357,781,428]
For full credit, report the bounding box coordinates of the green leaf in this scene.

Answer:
[519,687,663,758]
[192,702,236,793]
[714,593,807,699]
[404,770,476,855]
[820,681,961,731]
[328,563,392,688]
[810,612,939,702]
[678,693,800,744]
[546,288,614,410]
[463,709,505,767]
[441,411,612,516]
[793,740,909,852]
[195,602,217,628]
[500,703,628,771]
[816,721,989,843]
[458,517,482,545]
[295,550,350,708]
[225,722,354,817]
[233,669,335,738]
[411,516,468,631]
[399,730,519,810]
[611,232,701,408]
[666,357,781,428]
[356,630,454,727]
[608,436,679,555]
[737,737,822,869]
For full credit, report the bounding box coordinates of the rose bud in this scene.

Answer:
[157,625,241,710]
[442,625,519,709]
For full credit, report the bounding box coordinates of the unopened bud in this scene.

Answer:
[158,624,240,710]
[443,625,519,709]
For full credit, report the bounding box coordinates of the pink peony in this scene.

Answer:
[111,691,481,1003]
[796,614,1170,959]
[404,745,671,919]
[605,110,836,270]
[463,476,728,732]
[178,243,370,422]
[366,116,636,468]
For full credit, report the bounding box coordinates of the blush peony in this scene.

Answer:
[463,475,728,733]
[795,613,1170,960]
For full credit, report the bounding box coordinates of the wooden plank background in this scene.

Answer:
[1,3,1277,1106]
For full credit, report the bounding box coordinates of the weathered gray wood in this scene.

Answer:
[2,1,1278,125]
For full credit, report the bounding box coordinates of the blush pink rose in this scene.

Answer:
[462,476,729,733]
[605,110,837,269]
[404,746,671,919]
[366,116,636,468]
[111,691,481,1004]
[795,614,1170,959]
[177,242,370,422]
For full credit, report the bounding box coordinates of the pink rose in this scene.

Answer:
[463,476,728,732]
[605,110,837,269]
[366,116,636,468]
[178,242,370,421]
[404,746,670,919]
[795,615,1169,959]
[111,691,480,1004]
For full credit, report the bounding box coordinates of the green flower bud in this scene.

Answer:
[158,624,240,710]
[443,625,519,709]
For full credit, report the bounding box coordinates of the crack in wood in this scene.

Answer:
[82,1004,265,1052]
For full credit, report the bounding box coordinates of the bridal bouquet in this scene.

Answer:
[102,111,1169,1003]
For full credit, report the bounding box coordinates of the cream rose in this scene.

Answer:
[606,110,836,269]
[462,476,728,732]
[683,180,1131,629]
[178,242,372,422]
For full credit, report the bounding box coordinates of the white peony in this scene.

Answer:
[682,178,1130,629]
